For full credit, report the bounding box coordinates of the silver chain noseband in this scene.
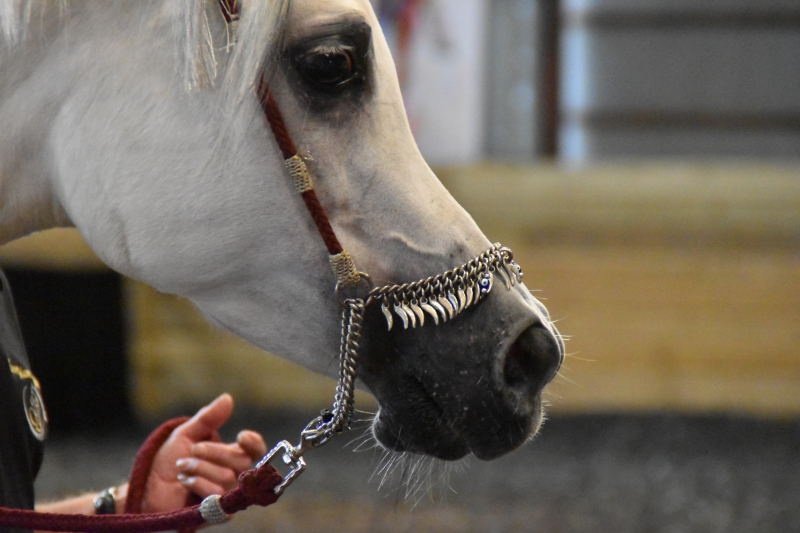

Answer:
[222,0,526,497]
[259,244,523,495]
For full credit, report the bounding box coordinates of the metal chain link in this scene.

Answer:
[300,243,521,448]
[268,243,522,493]
[300,298,365,447]
[364,243,516,307]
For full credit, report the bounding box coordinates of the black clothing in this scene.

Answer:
[0,269,47,533]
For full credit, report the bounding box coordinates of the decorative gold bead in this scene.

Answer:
[330,250,361,286]
[285,154,313,193]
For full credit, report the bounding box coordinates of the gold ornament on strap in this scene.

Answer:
[330,250,362,286]
[285,154,314,193]
[7,359,41,389]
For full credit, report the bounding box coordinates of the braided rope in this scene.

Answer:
[1,6,531,533]
[299,244,521,446]
[125,418,190,515]
[329,250,362,286]
[259,85,297,160]
[0,469,282,533]
[285,155,314,193]
[0,434,282,533]
[258,80,351,263]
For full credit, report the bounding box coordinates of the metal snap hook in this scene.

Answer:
[255,441,307,496]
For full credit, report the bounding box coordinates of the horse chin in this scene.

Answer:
[371,394,544,461]
[358,279,561,462]
[372,408,470,461]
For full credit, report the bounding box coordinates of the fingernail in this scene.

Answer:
[177,474,194,485]
[176,459,190,470]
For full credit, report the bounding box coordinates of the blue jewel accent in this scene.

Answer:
[479,272,493,294]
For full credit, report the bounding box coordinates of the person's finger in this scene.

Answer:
[237,430,267,462]
[177,474,227,499]
[175,394,234,442]
[190,441,253,472]
[176,458,239,490]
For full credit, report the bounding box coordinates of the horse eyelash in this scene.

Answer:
[306,44,355,56]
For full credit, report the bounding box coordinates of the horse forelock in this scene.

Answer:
[182,0,292,101]
[0,0,67,45]
[0,0,31,44]
[0,0,292,101]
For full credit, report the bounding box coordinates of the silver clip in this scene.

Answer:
[465,284,475,308]
[381,302,394,331]
[446,293,460,317]
[457,288,468,312]
[429,298,449,322]
[256,440,307,496]
[394,302,410,329]
[420,300,440,325]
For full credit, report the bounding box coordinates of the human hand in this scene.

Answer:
[141,393,267,513]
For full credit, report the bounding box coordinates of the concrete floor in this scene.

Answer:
[34,411,800,533]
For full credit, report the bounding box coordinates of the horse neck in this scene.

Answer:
[0,0,170,245]
[0,2,82,244]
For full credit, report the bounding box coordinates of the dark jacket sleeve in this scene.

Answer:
[0,269,47,533]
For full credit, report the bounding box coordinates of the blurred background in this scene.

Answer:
[1,0,798,531]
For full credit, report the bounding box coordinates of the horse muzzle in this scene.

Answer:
[360,284,563,461]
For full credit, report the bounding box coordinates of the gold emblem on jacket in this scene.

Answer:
[8,359,48,441]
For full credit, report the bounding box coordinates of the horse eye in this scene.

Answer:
[298,49,356,87]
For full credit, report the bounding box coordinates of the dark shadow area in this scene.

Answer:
[3,269,133,436]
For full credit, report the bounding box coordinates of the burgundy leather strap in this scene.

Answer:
[257,81,345,256]
[0,466,282,533]
[0,418,282,532]
[0,6,347,530]
[125,417,189,514]
[124,417,221,533]
[260,85,298,160]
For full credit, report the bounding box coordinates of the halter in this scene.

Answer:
[251,5,524,490]
[255,79,524,492]
[0,3,526,530]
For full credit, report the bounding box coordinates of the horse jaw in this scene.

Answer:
[0,8,76,245]
[0,0,341,372]
[1,0,565,461]
[265,0,564,460]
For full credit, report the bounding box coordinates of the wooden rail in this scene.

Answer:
[438,163,799,416]
[1,163,798,416]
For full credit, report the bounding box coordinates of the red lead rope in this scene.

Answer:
[0,419,284,532]
[0,78,351,533]
[126,417,194,516]
[1,10,354,527]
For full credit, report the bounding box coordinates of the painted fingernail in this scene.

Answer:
[177,474,194,485]
[176,458,197,471]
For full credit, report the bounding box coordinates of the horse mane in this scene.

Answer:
[0,0,291,100]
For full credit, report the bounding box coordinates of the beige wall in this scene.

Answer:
[438,163,799,416]
[2,163,798,417]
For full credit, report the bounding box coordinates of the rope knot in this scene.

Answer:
[238,465,283,508]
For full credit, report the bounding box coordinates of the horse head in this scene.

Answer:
[0,0,563,461]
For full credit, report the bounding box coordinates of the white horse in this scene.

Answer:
[0,0,563,462]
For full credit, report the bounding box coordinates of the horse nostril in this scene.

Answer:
[503,324,561,395]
